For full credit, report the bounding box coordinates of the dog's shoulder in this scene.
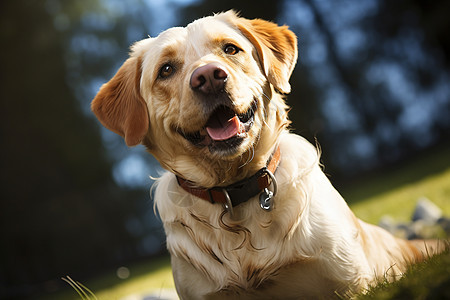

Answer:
[276,131,321,182]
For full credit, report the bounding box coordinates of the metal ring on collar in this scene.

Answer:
[265,168,278,196]
[221,188,234,218]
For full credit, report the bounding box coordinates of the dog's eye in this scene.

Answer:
[159,64,174,79]
[223,44,240,55]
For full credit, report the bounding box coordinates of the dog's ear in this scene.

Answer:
[235,16,298,94]
[91,56,149,147]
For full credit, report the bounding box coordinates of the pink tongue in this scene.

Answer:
[206,115,240,141]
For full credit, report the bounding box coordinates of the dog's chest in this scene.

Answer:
[166,210,291,290]
[167,215,348,298]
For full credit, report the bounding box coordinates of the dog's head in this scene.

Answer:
[92,11,297,185]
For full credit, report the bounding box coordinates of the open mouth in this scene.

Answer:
[179,101,256,150]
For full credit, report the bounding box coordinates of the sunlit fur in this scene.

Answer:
[92,11,447,299]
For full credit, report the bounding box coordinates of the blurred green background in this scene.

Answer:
[1,0,449,299]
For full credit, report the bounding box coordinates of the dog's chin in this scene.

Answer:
[177,101,257,157]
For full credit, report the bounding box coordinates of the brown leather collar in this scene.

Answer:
[176,146,281,209]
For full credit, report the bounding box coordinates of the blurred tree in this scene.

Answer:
[369,0,450,141]
[182,0,280,22]
[282,0,450,178]
[0,1,148,298]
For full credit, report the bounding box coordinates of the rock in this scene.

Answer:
[378,215,395,233]
[396,222,416,240]
[121,289,178,300]
[437,217,450,235]
[377,198,448,240]
[411,197,442,223]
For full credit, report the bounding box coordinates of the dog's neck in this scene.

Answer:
[175,145,281,215]
[188,142,278,187]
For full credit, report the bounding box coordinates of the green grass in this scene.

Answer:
[41,146,450,299]
[357,250,450,300]
[346,167,450,224]
[341,145,450,224]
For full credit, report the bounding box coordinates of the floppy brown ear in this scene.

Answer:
[91,56,149,147]
[235,17,298,94]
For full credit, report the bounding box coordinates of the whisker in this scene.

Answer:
[239,145,255,168]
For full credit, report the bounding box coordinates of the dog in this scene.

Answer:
[92,11,446,299]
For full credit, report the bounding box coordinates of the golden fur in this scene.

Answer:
[92,11,446,299]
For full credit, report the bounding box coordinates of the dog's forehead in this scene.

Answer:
[186,15,238,38]
[153,27,188,47]
[152,15,245,54]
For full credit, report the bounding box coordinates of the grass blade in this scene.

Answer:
[62,276,87,300]
[62,276,97,300]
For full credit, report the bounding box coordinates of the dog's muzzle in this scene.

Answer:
[177,62,257,151]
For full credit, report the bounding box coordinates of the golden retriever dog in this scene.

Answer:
[92,11,446,299]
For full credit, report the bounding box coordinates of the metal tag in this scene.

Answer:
[259,188,274,211]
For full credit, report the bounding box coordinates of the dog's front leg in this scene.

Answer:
[171,255,216,299]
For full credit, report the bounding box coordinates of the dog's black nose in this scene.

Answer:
[190,63,228,95]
